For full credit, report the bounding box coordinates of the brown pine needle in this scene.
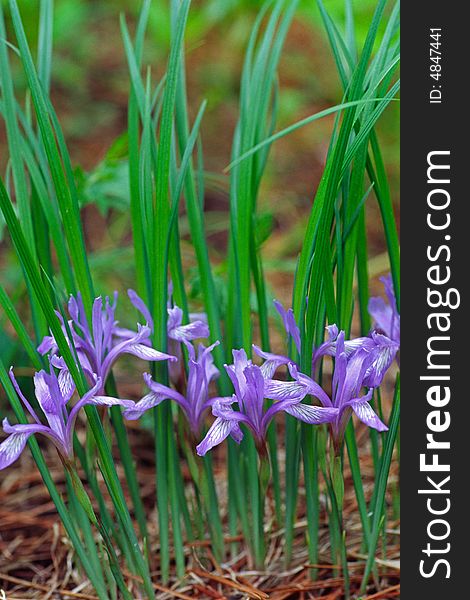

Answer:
[363,583,401,599]
[0,573,99,600]
[189,568,269,599]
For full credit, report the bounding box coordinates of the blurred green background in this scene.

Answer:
[0,0,399,369]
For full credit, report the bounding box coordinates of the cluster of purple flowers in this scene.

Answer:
[0,275,399,469]
[0,289,204,469]
[197,274,400,454]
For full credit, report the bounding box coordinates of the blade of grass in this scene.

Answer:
[0,284,43,369]
[8,0,94,311]
[126,0,152,299]
[37,0,53,93]
[150,0,191,583]
[0,6,34,253]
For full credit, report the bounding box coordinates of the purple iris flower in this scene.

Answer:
[264,331,388,446]
[124,289,210,383]
[38,292,175,392]
[258,301,353,375]
[250,300,301,378]
[256,298,398,388]
[0,366,134,470]
[123,341,220,436]
[368,274,400,345]
[311,324,399,388]
[273,300,301,353]
[126,289,209,346]
[196,349,337,456]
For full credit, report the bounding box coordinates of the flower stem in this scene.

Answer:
[329,452,350,600]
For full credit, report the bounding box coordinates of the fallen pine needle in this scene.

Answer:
[192,583,226,598]
[0,573,99,600]
[123,572,194,600]
[189,568,269,599]
[362,583,401,599]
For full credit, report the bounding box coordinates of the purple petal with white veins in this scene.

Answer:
[326,324,339,340]
[261,396,336,431]
[70,292,90,338]
[202,395,233,411]
[284,403,338,425]
[211,397,249,424]
[363,333,399,388]
[312,326,370,365]
[344,337,373,356]
[242,365,266,432]
[266,363,333,408]
[68,295,80,322]
[122,393,162,420]
[196,417,241,456]
[0,419,63,469]
[264,379,309,402]
[124,343,177,362]
[144,374,189,411]
[336,351,367,408]
[169,320,210,342]
[102,294,118,353]
[253,345,291,378]
[348,393,388,432]
[368,275,400,344]
[58,369,75,403]
[167,305,210,342]
[34,371,60,416]
[87,396,135,409]
[0,430,31,470]
[333,332,374,409]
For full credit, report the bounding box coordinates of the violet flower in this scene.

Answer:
[125,289,210,383]
[126,289,209,346]
[368,274,400,345]
[250,300,300,378]
[256,301,360,376]
[38,292,175,391]
[123,341,220,436]
[273,300,301,353]
[196,349,337,456]
[264,331,388,447]
[256,297,398,388]
[0,367,134,470]
[311,324,399,388]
